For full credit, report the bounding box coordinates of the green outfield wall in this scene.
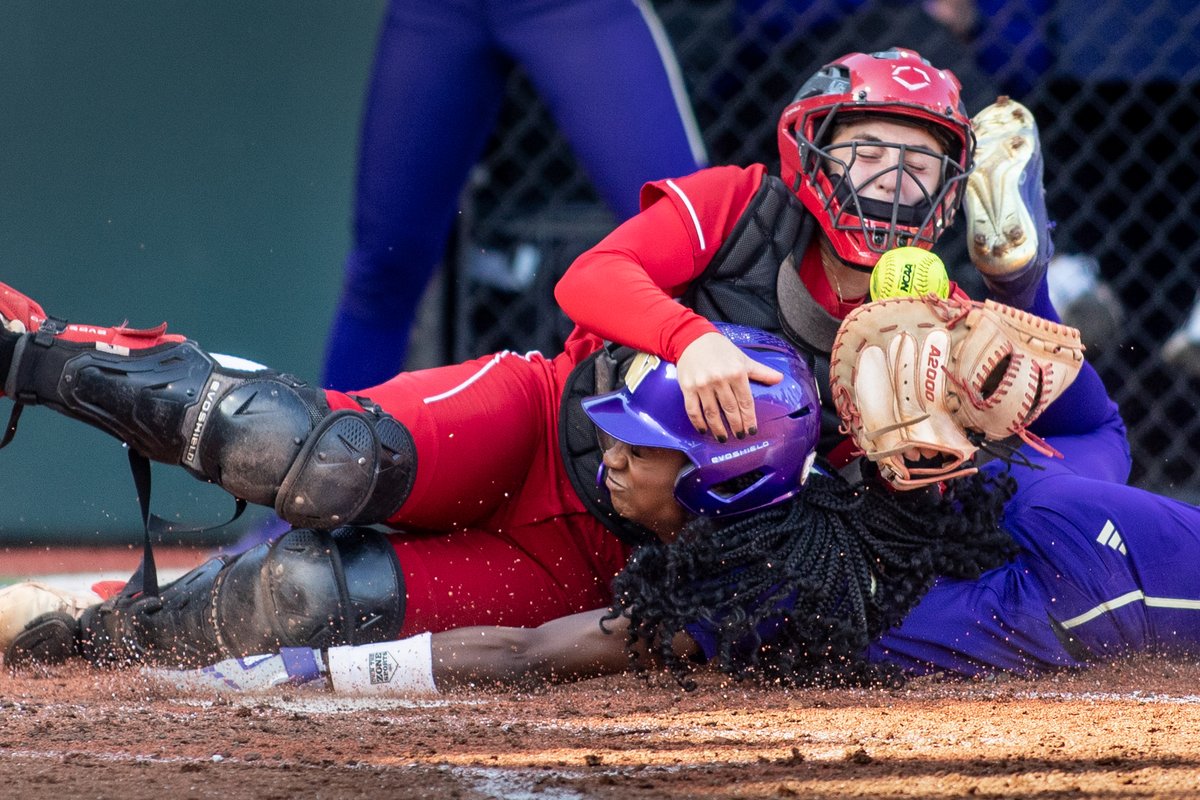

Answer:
[0,2,385,543]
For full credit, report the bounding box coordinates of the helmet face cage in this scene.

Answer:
[800,107,971,259]
[582,324,821,519]
[777,49,976,267]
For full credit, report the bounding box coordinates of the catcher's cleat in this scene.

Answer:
[965,97,1053,310]
[8,528,401,670]
[4,611,80,668]
[0,581,99,655]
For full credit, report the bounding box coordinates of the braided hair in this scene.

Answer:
[605,464,1017,689]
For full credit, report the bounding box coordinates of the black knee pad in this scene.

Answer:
[191,371,416,527]
[188,375,335,508]
[213,526,404,658]
[272,408,417,529]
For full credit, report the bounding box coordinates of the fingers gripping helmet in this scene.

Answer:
[581,324,821,519]
[777,47,975,268]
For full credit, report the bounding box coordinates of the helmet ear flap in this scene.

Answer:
[676,325,822,517]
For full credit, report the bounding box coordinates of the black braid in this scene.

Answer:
[605,466,1017,689]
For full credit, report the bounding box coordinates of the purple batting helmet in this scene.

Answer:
[581,324,821,518]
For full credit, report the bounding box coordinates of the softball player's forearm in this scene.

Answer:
[427,610,633,690]
[145,615,629,696]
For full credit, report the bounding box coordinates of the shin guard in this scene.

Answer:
[5,330,415,528]
[70,526,404,668]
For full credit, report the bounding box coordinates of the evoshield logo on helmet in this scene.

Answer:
[891,65,931,91]
[710,440,770,464]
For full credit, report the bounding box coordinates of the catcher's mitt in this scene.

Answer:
[829,294,1085,489]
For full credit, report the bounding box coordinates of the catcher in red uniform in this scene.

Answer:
[554,47,1118,487]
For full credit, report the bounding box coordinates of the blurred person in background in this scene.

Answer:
[322,0,707,391]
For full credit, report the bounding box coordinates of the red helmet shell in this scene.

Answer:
[777,48,976,267]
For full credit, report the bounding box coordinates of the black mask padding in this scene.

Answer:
[831,178,933,226]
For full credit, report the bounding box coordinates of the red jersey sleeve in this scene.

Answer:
[555,164,768,363]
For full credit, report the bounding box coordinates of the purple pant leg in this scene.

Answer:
[870,467,1200,677]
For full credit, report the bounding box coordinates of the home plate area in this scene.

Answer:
[2,545,1200,799]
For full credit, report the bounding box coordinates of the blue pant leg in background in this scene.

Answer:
[323,0,705,391]
[495,0,706,218]
[323,1,506,391]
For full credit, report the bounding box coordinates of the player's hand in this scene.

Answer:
[675,332,783,442]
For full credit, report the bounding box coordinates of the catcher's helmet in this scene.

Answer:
[777,47,975,268]
[581,323,820,519]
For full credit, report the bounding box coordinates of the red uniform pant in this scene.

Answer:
[326,344,629,635]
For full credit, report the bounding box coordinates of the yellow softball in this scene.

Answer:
[869,246,951,301]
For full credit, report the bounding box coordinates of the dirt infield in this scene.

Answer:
[2,547,1199,799]
[2,658,1200,799]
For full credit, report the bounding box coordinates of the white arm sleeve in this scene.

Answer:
[325,632,437,696]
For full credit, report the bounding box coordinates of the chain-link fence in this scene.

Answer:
[440,0,1200,499]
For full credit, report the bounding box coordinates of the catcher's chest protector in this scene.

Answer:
[680,175,806,338]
